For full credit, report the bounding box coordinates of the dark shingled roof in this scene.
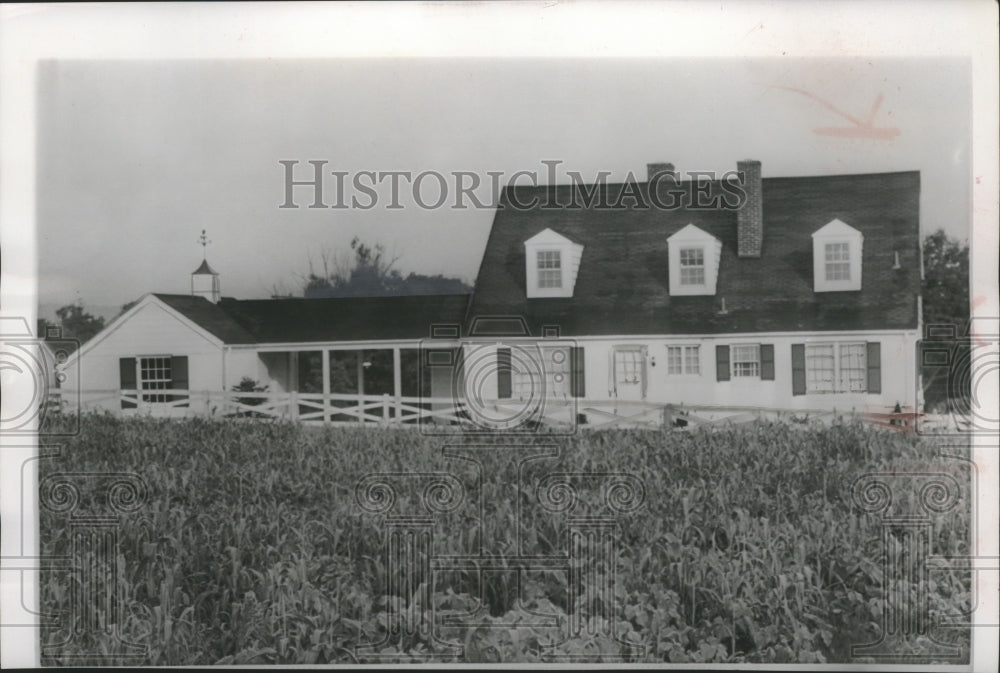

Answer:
[467,170,922,336]
[154,294,258,344]
[215,294,472,344]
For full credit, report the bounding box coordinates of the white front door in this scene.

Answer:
[613,347,646,401]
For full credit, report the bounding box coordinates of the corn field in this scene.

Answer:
[38,414,971,664]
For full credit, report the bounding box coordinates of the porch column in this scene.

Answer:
[393,347,402,420]
[322,349,331,424]
[289,352,299,391]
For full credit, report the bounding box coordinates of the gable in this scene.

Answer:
[666,224,723,296]
[66,296,225,368]
[811,219,864,292]
[524,228,584,299]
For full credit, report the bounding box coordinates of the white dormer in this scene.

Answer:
[524,228,584,298]
[812,219,863,292]
[667,224,722,296]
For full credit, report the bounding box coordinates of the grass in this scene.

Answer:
[38,414,971,664]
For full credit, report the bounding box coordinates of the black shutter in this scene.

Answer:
[171,356,189,406]
[791,344,806,396]
[497,348,512,399]
[760,344,775,381]
[715,345,730,381]
[866,342,881,394]
[570,346,585,398]
[119,357,137,409]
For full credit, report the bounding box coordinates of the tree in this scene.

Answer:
[53,303,106,352]
[300,237,472,298]
[920,230,970,411]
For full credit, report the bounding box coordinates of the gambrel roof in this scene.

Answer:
[468,170,921,336]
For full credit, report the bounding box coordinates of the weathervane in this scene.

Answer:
[198,229,211,260]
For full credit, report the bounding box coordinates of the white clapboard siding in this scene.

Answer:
[62,301,225,412]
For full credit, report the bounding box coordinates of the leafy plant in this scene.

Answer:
[38,415,971,665]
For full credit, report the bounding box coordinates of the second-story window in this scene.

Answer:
[679,247,705,285]
[824,242,851,281]
[537,250,562,288]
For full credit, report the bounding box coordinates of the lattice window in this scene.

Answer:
[731,344,760,378]
[139,356,171,403]
[666,345,700,375]
[615,349,643,385]
[839,343,867,392]
[824,242,851,281]
[805,344,835,393]
[679,248,705,285]
[537,250,562,288]
[510,345,570,398]
[805,342,867,393]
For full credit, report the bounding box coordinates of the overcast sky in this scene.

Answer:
[37,57,970,313]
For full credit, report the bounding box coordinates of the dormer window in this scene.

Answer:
[537,250,563,288]
[679,248,705,286]
[667,224,721,296]
[812,219,863,292]
[524,229,583,298]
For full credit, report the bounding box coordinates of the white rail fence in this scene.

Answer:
[43,389,924,432]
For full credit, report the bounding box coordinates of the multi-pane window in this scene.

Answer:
[615,349,644,386]
[805,343,867,393]
[139,356,171,403]
[838,343,867,392]
[824,242,851,281]
[679,248,705,285]
[666,345,700,375]
[545,347,570,397]
[537,250,562,288]
[731,344,760,378]
[805,345,836,393]
[511,346,570,398]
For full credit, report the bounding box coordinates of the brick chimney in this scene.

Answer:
[647,162,678,182]
[736,159,763,257]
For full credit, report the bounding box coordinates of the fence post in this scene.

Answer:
[662,404,674,428]
[382,393,390,425]
[290,390,298,421]
[322,349,331,425]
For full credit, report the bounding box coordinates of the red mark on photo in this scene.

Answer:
[768,85,901,140]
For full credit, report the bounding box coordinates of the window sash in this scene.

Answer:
[679,247,705,286]
[839,343,867,392]
[139,356,172,403]
[824,242,851,281]
[614,349,643,385]
[510,345,571,398]
[537,250,562,288]
[731,344,760,378]
[666,345,700,375]
[805,342,867,393]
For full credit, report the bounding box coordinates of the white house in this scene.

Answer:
[60,160,924,427]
